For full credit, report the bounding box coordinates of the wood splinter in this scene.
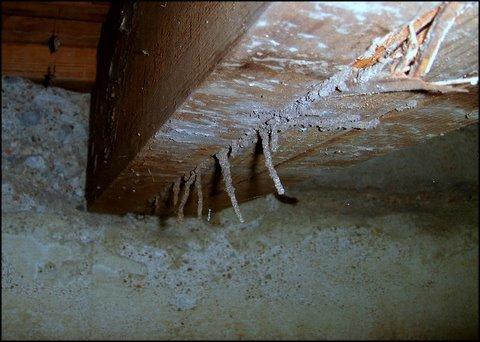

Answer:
[431,76,478,86]
[394,22,420,75]
[353,6,440,69]
[411,2,465,77]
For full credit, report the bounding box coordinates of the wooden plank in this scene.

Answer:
[1,1,109,91]
[86,1,478,217]
[1,42,97,91]
[1,1,110,22]
[2,15,103,48]
[86,1,269,211]
[168,86,477,217]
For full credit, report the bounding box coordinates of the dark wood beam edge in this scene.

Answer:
[86,1,270,211]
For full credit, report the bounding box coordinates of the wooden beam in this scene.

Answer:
[86,2,478,217]
[1,42,97,92]
[1,1,109,91]
[1,1,110,22]
[180,88,478,218]
[86,1,269,211]
[2,15,103,48]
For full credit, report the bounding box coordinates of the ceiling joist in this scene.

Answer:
[81,1,478,218]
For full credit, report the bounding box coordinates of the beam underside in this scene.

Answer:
[86,2,479,216]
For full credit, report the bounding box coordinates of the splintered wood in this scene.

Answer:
[355,2,466,85]
[352,6,441,69]
[411,2,466,77]
[394,23,420,75]
[347,2,469,94]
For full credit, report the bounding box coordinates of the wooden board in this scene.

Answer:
[2,15,103,48]
[1,1,110,22]
[2,42,97,91]
[1,1,109,91]
[179,89,478,217]
[85,2,479,217]
[86,1,269,209]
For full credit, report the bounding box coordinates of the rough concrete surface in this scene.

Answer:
[1,76,478,340]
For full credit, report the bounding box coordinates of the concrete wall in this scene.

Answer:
[2,77,478,340]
